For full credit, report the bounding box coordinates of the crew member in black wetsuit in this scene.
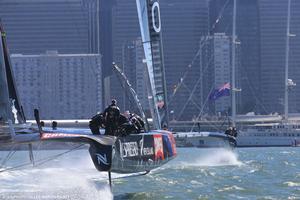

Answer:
[89,112,105,135]
[232,127,238,137]
[124,110,145,133]
[225,127,233,136]
[225,127,238,137]
[130,113,144,132]
[103,99,120,136]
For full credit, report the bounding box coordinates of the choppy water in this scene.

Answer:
[1,147,300,200]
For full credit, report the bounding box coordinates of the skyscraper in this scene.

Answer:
[212,33,232,113]
[201,33,241,115]
[0,0,100,55]
[209,0,261,114]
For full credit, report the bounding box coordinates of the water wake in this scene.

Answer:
[180,149,242,168]
[195,149,242,167]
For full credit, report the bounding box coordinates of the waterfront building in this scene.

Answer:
[0,0,114,109]
[11,51,102,120]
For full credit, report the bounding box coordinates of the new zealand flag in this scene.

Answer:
[209,83,231,101]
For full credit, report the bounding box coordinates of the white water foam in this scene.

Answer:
[184,149,242,167]
[1,168,113,200]
[0,150,113,200]
[283,181,300,187]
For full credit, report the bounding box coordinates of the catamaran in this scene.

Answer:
[0,0,177,179]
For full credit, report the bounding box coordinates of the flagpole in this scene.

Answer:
[231,0,237,127]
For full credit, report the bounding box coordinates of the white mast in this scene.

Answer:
[284,0,291,121]
[231,0,237,127]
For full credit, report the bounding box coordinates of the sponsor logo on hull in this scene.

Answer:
[96,153,109,166]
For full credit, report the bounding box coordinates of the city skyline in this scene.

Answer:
[0,0,300,120]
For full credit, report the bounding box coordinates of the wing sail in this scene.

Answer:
[0,22,25,124]
[0,23,13,142]
[136,0,169,129]
[0,22,29,143]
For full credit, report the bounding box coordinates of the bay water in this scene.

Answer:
[0,147,300,199]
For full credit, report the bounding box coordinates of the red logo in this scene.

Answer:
[153,135,164,160]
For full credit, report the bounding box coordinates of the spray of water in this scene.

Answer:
[173,148,243,168]
[0,150,113,200]
[192,149,242,167]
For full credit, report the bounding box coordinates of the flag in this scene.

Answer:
[209,83,231,101]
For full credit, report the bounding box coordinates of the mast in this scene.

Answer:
[231,0,237,127]
[199,37,203,108]
[284,0,291,121]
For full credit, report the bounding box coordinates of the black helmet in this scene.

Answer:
[111,99,117,105]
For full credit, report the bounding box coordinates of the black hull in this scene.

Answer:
[41,129,177,174]
[111,132,176,173]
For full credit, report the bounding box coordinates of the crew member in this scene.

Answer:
[232,127,238,137]
[134,114,145,131]
[124,111,145,133]
[225,127,233,136]
[103,99,120,136]
[89,112,105,135]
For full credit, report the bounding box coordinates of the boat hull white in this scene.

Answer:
[237,136,300,147]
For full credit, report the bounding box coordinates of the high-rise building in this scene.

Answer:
[11,51,102,120]
[0,0,101,55]
[99,0,114,77]
[259,0,300,114]
[212,33,231,113]
[209,0,261,114]
[201,33,241,115]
